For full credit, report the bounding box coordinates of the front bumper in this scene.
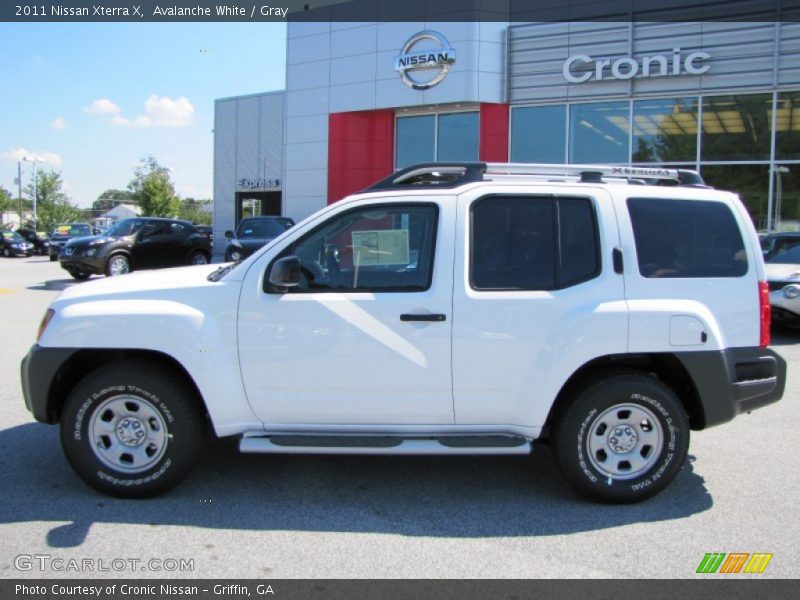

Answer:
[60,252,105,274]
[20,344,79,424]
[6,247,32,257]
[676,347,787,429]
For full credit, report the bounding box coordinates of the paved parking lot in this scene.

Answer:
[0,256,798,578]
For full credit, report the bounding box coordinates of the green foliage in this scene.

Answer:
[24,169,81,231]
[177,197,212,225]
[0,185,13,212]
[128,155,180,217]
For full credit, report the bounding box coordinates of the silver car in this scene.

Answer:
[766,244,800,327]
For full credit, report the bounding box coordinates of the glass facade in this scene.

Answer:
[510,92,800,232]
[395,111,478,168]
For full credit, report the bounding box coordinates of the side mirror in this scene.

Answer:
[267,256,301,292]
[225,230,234,239]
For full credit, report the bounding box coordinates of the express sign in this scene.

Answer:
[563,48,711,83]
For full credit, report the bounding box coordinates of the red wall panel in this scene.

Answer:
[327,110,395,204]
[479,103,509,163]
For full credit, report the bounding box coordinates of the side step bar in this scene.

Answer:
[239,435,532,456]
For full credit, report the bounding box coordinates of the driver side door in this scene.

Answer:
[237,199,456,426]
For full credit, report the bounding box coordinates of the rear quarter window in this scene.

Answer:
[627,197,748,278]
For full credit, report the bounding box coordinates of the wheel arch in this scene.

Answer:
[44,349,207,425]
[544,353,705,436]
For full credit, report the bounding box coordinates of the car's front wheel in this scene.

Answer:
[105,254,131,276]
[60,361,206,498]
[67,268,91,280]
[551,371,689,504]
[2,247,10,258]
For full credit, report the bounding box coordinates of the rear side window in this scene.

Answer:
[627,197,748,278]
[471,195,599,290]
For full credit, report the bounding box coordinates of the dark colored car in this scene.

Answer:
[59,217,212,280]
[0,231,34,257]
[196,225,213,244]
[761,232,800,261]
[48,223,93,261]
[18,228,50,256]
[224,216,294,262]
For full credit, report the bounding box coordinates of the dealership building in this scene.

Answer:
[213,14,800,255]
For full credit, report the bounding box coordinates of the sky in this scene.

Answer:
[0,22,287,208]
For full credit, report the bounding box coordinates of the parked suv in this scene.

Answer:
[59,217,212,279]
[224,216,295,262]
[48,223,92,261]
[21,163,785,502]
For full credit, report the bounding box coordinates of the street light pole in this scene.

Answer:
[23,156,43,227]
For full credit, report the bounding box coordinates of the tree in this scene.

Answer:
[25,169,80,230]
[128,155,180,217]
[177,197,212,225]
[0,185,13,212]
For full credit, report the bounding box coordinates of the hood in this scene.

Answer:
[66,235,124,248]
[55,263,223,304]
[765,263,800,281]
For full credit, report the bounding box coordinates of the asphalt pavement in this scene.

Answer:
[0,256,798,579]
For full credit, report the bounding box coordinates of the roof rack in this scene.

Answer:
[364,162,708,191]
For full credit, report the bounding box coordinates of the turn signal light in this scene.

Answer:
[37,309,55,343]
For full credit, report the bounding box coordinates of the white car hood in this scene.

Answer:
[55,263,223,303]
[765,263,800,281]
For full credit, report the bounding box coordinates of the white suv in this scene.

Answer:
[21,163,786,503]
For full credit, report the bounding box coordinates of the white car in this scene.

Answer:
[21,162,786,503]
[765,244,800,327]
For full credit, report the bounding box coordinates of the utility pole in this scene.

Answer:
[17,161,23,226]
[23,156,43,227]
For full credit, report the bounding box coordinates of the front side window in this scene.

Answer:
[627,197,748,278]
[279,204,438,293]
[471,195,599,290]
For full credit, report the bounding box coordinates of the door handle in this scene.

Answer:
[400,313,446,322]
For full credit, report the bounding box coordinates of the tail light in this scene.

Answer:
[759,281,771,348]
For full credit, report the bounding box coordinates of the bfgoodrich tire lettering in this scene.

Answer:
[551,371,689,504]
[60,361,205,498]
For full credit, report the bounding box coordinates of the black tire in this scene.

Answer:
[67,268,91,280]
[60,361,206,498]
[2,247,10,258]
[105,253,131,276]
[49,254,57,262]
[188,250,209,265]
[551,370,689,504]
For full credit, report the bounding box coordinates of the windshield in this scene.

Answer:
[767,245,800,264]
[53,224,91,237]
[2,232,23,242]
[105,219,144,237]
[236,219,293,239]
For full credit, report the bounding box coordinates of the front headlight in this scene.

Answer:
[230,251,242,261]
[784,285,800,299]
[37,309,55,342]
[86,248,97,257]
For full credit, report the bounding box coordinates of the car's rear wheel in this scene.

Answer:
[2,247,10,258]
[106,254,131,276]
[60,361,206,498]
[551,370,689,503]
[189,250,209,265]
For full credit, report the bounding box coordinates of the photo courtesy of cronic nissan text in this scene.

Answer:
[0,0,798,598]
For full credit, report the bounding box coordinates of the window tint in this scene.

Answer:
[280,204,438,293]
[627,198,748,278]
[471,196,599,290]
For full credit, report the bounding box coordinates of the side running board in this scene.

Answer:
[239,435,532,456]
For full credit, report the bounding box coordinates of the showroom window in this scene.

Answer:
[569,101,629,164]
[395,112,479,168]
[510,105,567,163]
[701,94,773,161]
[470,195,599,290]
[776,91,800,160]
[632,98,698,163]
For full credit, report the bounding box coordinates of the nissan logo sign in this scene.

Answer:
[395,31,456,90]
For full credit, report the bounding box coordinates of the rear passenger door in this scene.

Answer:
[451,187,628,431]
